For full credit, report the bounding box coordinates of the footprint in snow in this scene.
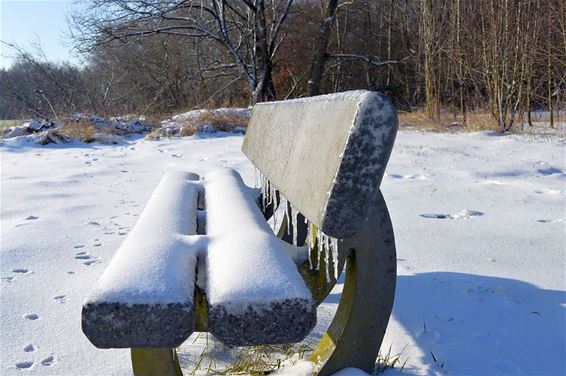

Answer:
[83,259,101,266]
[388,173,428,180]
[41,356,55,366]
[86,221,100,226]
[15,361,33,369]
[25,215,39,220]
[54,295,67,303]
[13,268,31,274]
[24,313,39,320]
[171,154,182,158]
[73,244,85,249]
[536,218,564,224]
[421,210,483,220]
[537,167,563,176]
[23,344,37,353]
[75,252,91,259]
[2,276,15,282]
[477,180,506,186]
[534,189,561,195]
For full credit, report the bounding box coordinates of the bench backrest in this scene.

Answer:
[242,90,398,239]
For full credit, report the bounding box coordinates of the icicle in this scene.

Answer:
[273,204,278,229]
[331,237,339,280]
[316,228,322,271]
[260,174,267,212]
[323,232,331,283]
[291,205,298,246]
[272,183,278,207]
[286,202,292,236]
[307,221,313,269]
[254,167,259,189]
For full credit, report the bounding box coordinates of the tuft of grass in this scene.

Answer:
[55,120,97,142]
[375,344,408,374]
[145,128,164,141]
[186,340,312,375]
[221,343,312,375]
[179,109,249,135]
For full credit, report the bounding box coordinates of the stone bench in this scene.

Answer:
[82,90,398,375]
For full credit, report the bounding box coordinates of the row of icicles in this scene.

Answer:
[256,169,340,282]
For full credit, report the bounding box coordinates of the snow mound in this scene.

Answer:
[2,115,155,145]
[158,107,250,137]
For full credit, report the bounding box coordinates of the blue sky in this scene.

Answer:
[0,0,82,69]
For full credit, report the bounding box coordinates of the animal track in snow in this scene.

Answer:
[13,268,30,274]
[537,167,563,176]
[421,210,484,220]
[54,295,67,303]
[534,189,561,195]
[15,361,33,369]
[83,259,101,266]
[23,344,37,353]
[388,173,428,180]
[41,356,55,366]
[24,313,39,320]
[537,218,564,224]
[74,252,101,265]
[477,180,507,185]
[74,251,91,260]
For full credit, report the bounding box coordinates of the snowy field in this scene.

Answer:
[1,130,565,375]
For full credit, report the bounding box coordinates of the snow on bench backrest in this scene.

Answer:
[242,90,398,239]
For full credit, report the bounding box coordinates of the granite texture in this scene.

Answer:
[207,298,316,346]
[82,302,194,348]
[321,93,398,237]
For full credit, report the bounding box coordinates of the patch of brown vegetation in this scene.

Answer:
[398,110,498,132]
[181,109,249,133]
[55,120,97,142]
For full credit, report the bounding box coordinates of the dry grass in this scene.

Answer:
[55,120,97,142]
[185,341,312,375]
[398,110,498,132]
[179,110,250,136]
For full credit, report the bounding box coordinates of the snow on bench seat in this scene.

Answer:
[204,169,316,345]
[82,172,203,348]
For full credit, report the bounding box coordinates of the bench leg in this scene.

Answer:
[131,348,183,376]
[310,191,397,375]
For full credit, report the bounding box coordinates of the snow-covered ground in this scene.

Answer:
[1,130,564,375]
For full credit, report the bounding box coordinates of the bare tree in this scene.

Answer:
[71,0,294,104]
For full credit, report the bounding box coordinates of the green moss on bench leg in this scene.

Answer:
[131,348,183,376]
[310,191,397,375]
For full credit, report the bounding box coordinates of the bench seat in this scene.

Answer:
[82,169,315,349]
[82,172,202,348]
[204,169,316,345]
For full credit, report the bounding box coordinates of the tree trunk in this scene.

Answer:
[308,0,339,97]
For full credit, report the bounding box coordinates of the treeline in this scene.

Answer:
[1,0,564,131]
